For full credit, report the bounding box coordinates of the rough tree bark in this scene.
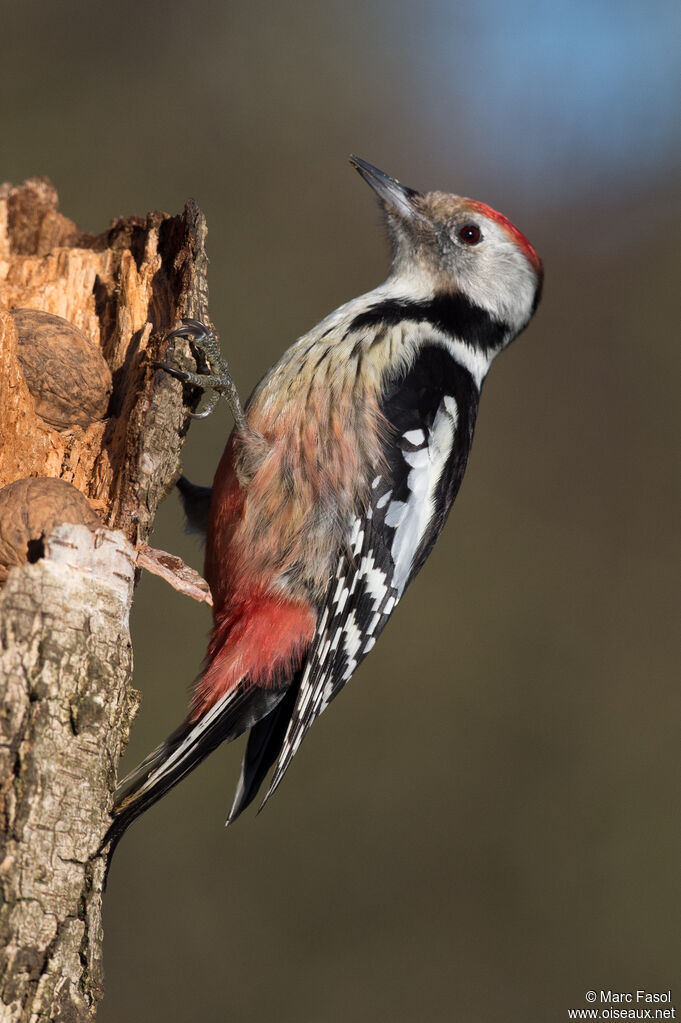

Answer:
[0,179,211,1021]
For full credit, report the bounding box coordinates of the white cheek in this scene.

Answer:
[457,235,536,332]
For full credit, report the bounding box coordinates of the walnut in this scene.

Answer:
[10,308,112,429]
[0,477,100,585]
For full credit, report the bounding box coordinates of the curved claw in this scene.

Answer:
[181,317,212,333]
[190,391,220,419]
[165,318,212,342]
[152,360,188,381]
[165,326,199,343]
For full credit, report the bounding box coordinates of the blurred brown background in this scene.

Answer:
[3,1,680,1019]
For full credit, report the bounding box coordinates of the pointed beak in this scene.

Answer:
[349,156,421,218]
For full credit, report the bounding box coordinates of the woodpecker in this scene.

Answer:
[110,157,543,845]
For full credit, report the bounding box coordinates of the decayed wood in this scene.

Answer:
[0,175,210,541]
[0,178,212,1021]
[136,544,213,606]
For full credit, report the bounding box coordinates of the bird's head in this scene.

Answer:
[350,156,543,337]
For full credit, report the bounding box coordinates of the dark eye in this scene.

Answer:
[458,223,482,245]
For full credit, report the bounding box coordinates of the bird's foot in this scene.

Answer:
[157,318,248,428]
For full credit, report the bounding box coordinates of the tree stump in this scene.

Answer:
[0,178,209,1021]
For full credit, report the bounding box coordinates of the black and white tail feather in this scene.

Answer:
[105,683,287,861]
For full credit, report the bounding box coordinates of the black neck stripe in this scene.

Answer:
[348,294,507,352]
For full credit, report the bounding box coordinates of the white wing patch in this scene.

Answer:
[403,428,426,445]
[387,396,459,594]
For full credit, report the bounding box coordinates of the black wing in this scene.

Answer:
[260,342,480,805]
